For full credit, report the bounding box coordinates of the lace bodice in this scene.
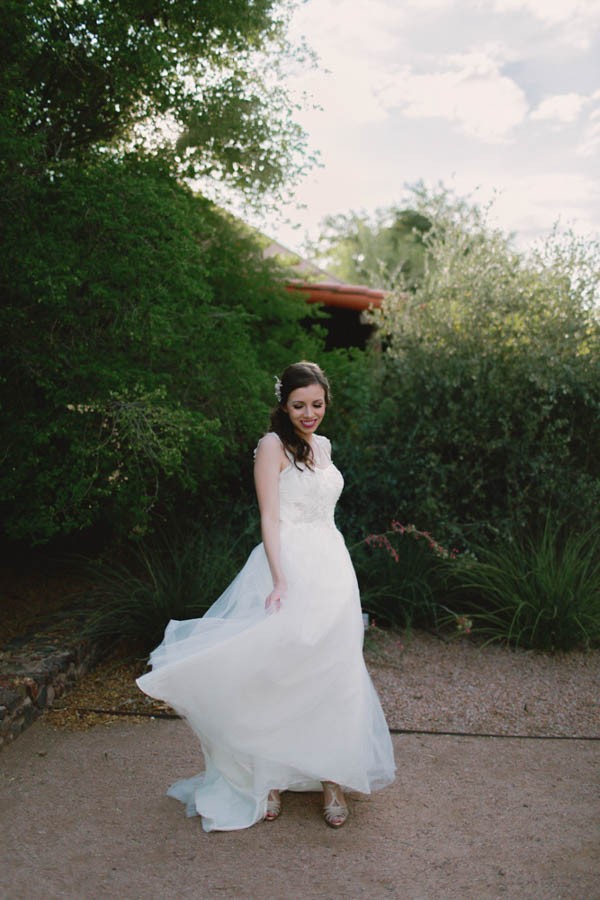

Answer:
[278,434,343,528]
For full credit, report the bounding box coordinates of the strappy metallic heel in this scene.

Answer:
[264,790,281,822]
[322,782,349,828]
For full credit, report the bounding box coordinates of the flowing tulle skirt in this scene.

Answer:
[137,521,396,831]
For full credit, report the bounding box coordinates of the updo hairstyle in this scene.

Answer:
[270,361,331,468]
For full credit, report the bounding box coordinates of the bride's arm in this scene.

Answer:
[254,435,287,612]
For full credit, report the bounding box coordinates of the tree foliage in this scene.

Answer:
[0,0,310,196]
[327,188,600,546]
[0,0,321,545]
[0,153,319,542]
[308,203,431,289]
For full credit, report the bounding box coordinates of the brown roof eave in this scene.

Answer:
[285,280,388,311]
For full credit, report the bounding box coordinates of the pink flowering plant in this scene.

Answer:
[365,520,460,562]
[352,520,470,634]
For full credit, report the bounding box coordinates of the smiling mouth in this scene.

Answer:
[301,419,318,427]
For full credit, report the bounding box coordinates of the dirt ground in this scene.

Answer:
[1,711,599,900]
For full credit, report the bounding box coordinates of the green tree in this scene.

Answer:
[0,0,322,545]
[328,188,600,545]
[0,153,319,543]
[308,205,431,289]
[0,0,310,196]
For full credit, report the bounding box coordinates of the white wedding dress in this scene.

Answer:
[136,433,395,831]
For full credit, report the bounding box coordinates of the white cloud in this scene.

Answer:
[378,49,528,142]
[449,171,600,243]
[493,0,600,24]
[403,0,457,8]
[577,100,600,156]
[264,0,600,252]
[288,0,409,128]
[577,121,600,156]
[574,93,600,155]
[291,0,407,60]
[293,65,385,129]
[267,168,600,258]
[531,93,587,123]
[492,0,600,47]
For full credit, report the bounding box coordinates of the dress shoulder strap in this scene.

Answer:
[317,434,332,457]
[253,431,287,460]
[311,433,332,468]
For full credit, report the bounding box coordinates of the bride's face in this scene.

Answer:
[285,383,326,439]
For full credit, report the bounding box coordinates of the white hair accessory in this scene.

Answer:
[274,376,282,402]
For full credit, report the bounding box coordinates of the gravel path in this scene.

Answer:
[365,628,600,739]
[1,629,599,899]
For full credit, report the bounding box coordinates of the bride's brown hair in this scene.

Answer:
[270,361,331,468]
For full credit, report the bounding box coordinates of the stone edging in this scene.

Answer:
[0,616,107,751]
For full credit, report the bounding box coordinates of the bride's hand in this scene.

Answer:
[265,581,286,614]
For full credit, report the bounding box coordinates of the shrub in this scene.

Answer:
[80,510,259,651]
[448,517,600,651]
[349,521,457,630]
[0,153,320,544]
[329,187,600,547]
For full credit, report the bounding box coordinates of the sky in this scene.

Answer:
[256,0,600,256]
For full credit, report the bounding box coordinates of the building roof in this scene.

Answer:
[261,237,388,311]
[285,279,387,311]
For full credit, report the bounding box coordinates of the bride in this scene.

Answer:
[137,361,396,831]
